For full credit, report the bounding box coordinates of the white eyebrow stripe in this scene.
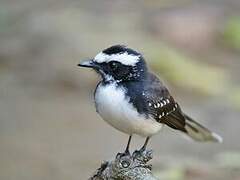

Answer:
[93,52,140,65]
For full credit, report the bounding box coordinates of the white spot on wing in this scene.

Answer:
[163,100,167,105]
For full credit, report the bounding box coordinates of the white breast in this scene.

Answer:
[94,82,162,137]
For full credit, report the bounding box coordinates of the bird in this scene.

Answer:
[78,45,222,155]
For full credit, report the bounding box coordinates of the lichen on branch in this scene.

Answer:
[89,149,158,180]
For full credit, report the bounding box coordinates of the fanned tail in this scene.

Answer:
[183,114,223,143]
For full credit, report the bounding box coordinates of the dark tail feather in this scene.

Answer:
[183,114,222,143]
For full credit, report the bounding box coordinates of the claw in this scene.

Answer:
[116,151,130,159]
[132,149,153,163]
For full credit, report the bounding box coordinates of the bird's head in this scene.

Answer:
[78,45,147,83]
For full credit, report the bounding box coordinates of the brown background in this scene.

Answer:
[0,0,240,179]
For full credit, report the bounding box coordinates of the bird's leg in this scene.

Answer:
[139,137,150,152]
[124,135,132,154]
[117,135,132,158]
[133,137,151,160]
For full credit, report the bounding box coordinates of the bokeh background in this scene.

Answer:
[1,0,240,179]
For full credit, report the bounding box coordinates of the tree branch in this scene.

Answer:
[89,149,158,180]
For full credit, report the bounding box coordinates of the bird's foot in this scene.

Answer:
[116,150,131,159]
[132,148,153,164]
[115,149,152,171]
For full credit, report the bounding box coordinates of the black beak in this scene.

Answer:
[78,59,96,68]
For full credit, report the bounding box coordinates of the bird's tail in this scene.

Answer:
[183,114,223,143]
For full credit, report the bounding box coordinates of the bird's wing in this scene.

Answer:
[141,73,222,142]
[143,73,187,132]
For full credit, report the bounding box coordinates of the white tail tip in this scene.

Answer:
[212,132,223,143]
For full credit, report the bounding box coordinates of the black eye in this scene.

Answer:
[109,61,119,71]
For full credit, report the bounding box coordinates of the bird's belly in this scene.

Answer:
[95,83,162,137]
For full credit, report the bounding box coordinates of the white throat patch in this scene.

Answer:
[93,52,140,66]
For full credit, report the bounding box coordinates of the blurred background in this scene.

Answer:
[1,0,240,179]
